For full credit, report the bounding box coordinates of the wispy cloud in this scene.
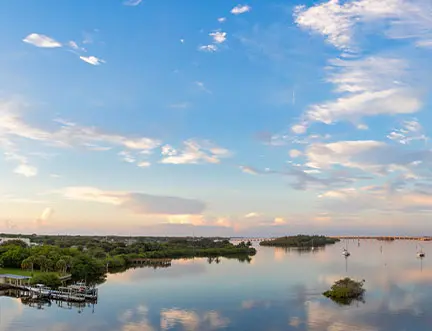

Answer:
[387,119,428,145]
[293,56,421,131]
[123,0,143,6]
[169,102,191,109]
[160,139,230,165]
[218,17,227,23]
[60,187,206,215]
[68,41,79,50]
[23,33,62,48]
[198,45,218,52]
[0,99,161,173]
[195,81,211,94]
[79,56,105,66]
[36,207,54,226]
[231,5,251,15]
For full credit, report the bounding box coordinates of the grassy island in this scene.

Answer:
[0,235,255,284]
[259,235,339,247]
[323,278,365,305]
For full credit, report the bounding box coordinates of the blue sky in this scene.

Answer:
[1,0,432,236]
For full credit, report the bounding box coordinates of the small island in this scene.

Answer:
[323,278,365,305]
[259,235,339,247]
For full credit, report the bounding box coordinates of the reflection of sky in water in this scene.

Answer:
[1,240,432,330]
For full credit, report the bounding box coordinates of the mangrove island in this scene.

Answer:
[323,278,365,305]
[259,235,339,247]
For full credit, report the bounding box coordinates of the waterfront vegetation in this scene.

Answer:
[0,236,256,285]
[323,278,365,305]
[260,235,339,247]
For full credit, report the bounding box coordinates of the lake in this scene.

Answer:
[1,240,431,331]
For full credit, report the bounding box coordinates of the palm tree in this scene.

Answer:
[61,256,73,273]
[56,259,67,275]
[21,257,34,272]
[35,255,48,272]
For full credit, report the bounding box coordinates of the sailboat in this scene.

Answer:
[417,244,425,258]
[311,239,315,251]
[342,240,350,257]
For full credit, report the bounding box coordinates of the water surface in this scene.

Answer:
[1,240,432,331]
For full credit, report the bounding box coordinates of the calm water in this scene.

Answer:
[1,240,432,331]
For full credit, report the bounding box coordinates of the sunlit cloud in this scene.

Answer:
[60,186,206,215]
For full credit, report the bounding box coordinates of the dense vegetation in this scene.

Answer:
[323,278,365,305]
[260,235,339,247]
[0,236,255,284]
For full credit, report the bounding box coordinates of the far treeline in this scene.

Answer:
[260,235,339,247]
[0,236,256,286]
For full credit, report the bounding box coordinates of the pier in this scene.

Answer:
[0,274,98,303]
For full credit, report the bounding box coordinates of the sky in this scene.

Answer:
[1,0,432,236]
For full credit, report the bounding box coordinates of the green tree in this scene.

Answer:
[56,259,66,274]
[35,255,48,272]
[21,256,35,272]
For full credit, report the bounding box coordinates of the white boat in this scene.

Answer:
[342,240,350,257]
[416,245,426,258]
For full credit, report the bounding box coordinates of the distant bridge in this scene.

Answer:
[230,238,276,242]
[230,236,432,243]
[330,236,432,241]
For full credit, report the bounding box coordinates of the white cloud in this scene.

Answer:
[209,31,227,44]
[119,151,136,163]
[231,5,251,15]
[304,139,432,183]
[289,149,302,158]
[23,33,62,48]
[138,161,150,167]
[60,186,206,215]
[123,0,143,6]
[0,99,161,172]
[79,56,105,66]
[160,139,230,165]
[198,45,218,52]
[218,17,227,23]
[294,0,432,50]
[14,164,37,177]
[291,124,308,134]
[300,56,421,127]
[161,144,177,156]
[319,185,432,214]
[245,212,260,218]
[387,119,427,145]
[357,124,368,130]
